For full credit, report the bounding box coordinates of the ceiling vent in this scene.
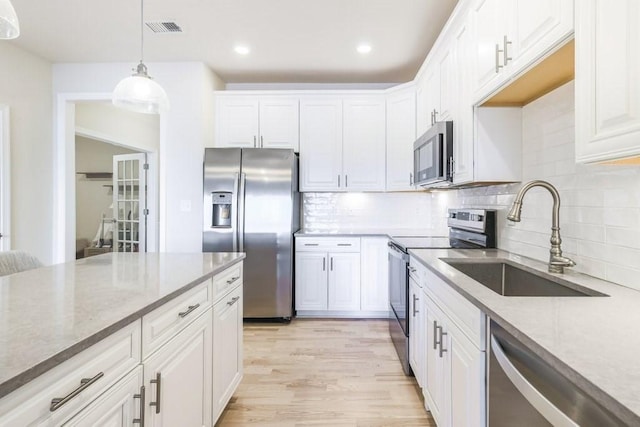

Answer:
[145,22,183,33]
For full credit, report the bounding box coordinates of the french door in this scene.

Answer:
[112,153,147,252]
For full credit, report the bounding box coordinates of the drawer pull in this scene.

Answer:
[150,373,161,414]
[227,296,240,306]
[226,276,240,285]
[304,243,319,246]
[337,243,352,246]
[133,385,145,426]
[50,371,104,412]
[178,303,200,318]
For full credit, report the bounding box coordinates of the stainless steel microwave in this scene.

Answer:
[413,121,453,187]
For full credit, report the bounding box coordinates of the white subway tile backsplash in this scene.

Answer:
[456,81,640,290]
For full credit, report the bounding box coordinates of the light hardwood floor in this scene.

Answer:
[217,319,436,427]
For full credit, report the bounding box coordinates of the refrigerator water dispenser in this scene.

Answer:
[211,192,232,227]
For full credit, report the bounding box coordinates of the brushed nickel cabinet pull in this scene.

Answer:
[345,175,348,187]
[323,257,326,271]
[503,35,512,65]
[227,296,240,306]
[304,243,319,246]
[338,174,341,187]
[330,257,334,271]
[226,276,240,284]
[253,136,257,147]
[178,303,200,318]
[50,372,104,412]
[433,321,439,350]
[150,373,161,414]
[410,173,413,185]
[337,243,351,247]
[260,135,264,148]
[133,385,145,426]
[495,43,504,73]
[412,294,419,317]
[439,329,448,358]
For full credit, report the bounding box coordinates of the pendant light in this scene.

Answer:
[112,0,169,114]
[0,0,20,39]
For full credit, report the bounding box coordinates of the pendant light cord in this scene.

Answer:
[140,0,144,63]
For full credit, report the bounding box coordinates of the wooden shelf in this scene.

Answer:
[77,172,113,180]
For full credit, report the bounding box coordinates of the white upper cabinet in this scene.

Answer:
[215,95,299,151]
[575,0,640,163]
[472,0,573,102]
[215,97,260,148]
[452,12,475,185]
[299,98,343,191]
[386,87,417,191]
[342,96,386,191]
[300,95,386,192]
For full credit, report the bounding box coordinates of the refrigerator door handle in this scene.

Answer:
[238,173,246,252]
[232,173,240,252]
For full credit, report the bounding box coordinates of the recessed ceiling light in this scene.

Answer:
[234,46,250,55]
[357,44,372,54]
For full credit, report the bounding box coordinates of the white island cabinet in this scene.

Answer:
[0,254,244,427]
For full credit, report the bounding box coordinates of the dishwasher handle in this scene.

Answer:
[490,335,578,427]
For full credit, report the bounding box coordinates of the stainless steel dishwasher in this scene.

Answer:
[488,320,625,426]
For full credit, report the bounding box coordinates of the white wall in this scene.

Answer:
[456,82,640,291]
[75,102,159,152]
[52,62,226,260]
[302,192,455,234]
[0,43,53,264]
[75,137,134,245]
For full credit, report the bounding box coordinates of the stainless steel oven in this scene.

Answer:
[388,209,497,376]
[413,121,453,187]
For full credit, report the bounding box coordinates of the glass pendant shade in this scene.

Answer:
[0,0,20,39]
[113,63,170,114]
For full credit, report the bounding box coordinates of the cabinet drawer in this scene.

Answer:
[0,321,141,426]
[142,279,213,358]
[212,262,243,302]
[296,237,361,252]
[423,267,486,350]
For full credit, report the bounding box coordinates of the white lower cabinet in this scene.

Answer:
[212,286,244,421]
[63,366,144,426]
[143,309,213,427]
[408,274,426,389]
[421,266,486,427]
[295,237,388,317]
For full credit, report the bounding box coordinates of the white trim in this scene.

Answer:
[54,93,161,262]
[0,105,11,251]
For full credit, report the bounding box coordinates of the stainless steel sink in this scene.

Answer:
[442,259,607,297]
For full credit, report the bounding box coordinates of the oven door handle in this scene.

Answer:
[490,336,578,427]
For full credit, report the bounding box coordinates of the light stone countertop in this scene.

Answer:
[409,248,640,426]
[0,252,245,400]
[295,228,442,237]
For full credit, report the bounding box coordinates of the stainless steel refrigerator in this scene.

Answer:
[203,148,299,319]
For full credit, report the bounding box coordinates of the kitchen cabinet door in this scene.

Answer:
[452,12,475,185]
[295,252,329,311]
[63,367,144,427]
[386,88,417,191]
[416,74,430,137]
[213,286,243,421]
[216,97,260,148]
[342,97,386,191]
[424,297,450,427]
[473,0,510,98]
[327,252,361,311]
[299,98,343,191]
[258,97,299,151]
[408,277,425,389]
[360,237,390,312]
[511,0,573,73]
[438,47,455,122]
[144,310,212,427]
[450,326,485,427]
[576,0,640,163]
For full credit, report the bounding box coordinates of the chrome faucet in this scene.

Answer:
[507,180,576,274]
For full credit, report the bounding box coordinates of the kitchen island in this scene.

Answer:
[410,248,640,426]
[0,252,245,426]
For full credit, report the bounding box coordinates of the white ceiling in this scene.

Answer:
[9,0,458,84]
